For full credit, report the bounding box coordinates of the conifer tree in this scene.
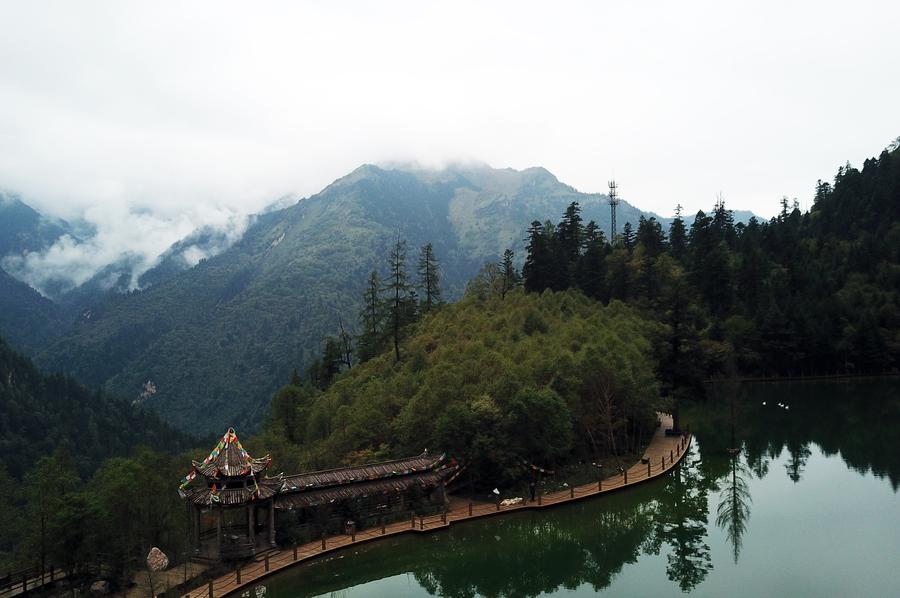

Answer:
[386,237,414,361]
[622,221,635,251]
[557,201,584,262]
[668,205,688,262]
[357,270,383,362]
[417,242,442,312]
[499,249,520,298]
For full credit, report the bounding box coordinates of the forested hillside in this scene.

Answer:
[250,290,665,486]
[0,335,194,479]
[520,143,900,378]
[29,164,667,433]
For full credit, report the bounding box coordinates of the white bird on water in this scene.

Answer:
[762,401,767,406]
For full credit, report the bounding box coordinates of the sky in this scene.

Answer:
[1,1,898,291]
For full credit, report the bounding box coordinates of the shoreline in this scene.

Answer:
[181,413,692,598]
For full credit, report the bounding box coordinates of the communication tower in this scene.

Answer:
[608,179,619,241]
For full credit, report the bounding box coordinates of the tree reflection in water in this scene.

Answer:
[261,379,900,598]
[716,451,752,563]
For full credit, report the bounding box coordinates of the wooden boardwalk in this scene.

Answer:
[185,414,692,598]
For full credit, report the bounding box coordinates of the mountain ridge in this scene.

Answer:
[2,163,757,433]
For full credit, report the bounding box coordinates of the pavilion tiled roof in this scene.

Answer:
[189,427,271,479]
[181,475,283,507]
[275,469,451,509]
[178,429,459,509]
[281,453,441,491]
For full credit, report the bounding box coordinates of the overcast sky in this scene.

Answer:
[1,1,898,289]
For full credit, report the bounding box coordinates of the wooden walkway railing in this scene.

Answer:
[184,414,692,598]
[0,566,66,598]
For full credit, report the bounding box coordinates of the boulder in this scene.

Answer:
[146,547,169,572]
[90,580,110,594]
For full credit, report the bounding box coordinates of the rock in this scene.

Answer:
[89,580,110,594]
[500,497,524,506]
[146,547,169,572]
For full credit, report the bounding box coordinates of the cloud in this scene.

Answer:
[0,0,898,292]
[3,204,249,297]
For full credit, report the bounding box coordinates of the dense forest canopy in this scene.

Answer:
[0,335,195,578]
[0,335,194,480]
[520,144,900,379]
[251,290,665,487]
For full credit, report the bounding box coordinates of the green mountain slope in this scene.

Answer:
[0,335,194,479]
[32,164,668,433]
[0,267,62,353]
[254,289,664,484]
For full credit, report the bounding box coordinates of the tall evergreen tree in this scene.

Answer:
[357,271,384,362]
[669,205,688,262]
[417,242,442,312]
[622,221,636,252]
[386,237,414,362]
[557,202,584,263]
[499,249,520,298]
[576,221,608,300]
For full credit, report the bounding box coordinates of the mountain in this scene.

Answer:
[0,267,62,353]
[0,334,194,479]
[0,192,72,257]
[25,164,679,433]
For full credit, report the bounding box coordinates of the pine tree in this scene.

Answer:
[575,221,608,300]
[622,221,635,251]
[557,202,584,263]
[499,249,520,298]
[523,220,550,292]
[357,271,383,362]
[417,242,442,312]
[636,216,666,257]
[668,205,688,262]
[386,237,414,361]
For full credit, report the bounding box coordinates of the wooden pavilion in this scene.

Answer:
[178,428,457,560]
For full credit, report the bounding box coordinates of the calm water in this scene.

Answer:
[258,379,900,597]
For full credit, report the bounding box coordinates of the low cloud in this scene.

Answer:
[3,203,250,297]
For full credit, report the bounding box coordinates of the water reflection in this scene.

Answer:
[263,378,900,597]
[715,452,751,563]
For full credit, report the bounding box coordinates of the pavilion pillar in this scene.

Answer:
[268,500,276,547]
[248,505,256,546]
[192,506,201,550]
[216,507,223,559]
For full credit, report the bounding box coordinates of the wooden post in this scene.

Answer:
[216,507,223,559]
[381,523,386,535]
[351,530,355,542]
[647,461,651,477]
[598,478,602,491]
[442,510,447,524]
[208,581,214,598]
[268,500,276,547]
[321,533,326,551]
[570,487,574,498]
[264,555,269,572]
[22,574,26,593]
[293,545,298,560]
[248,505,255,547]
[670,449,673,461]
[661,456,665,468]
[236,567,241,584]
[496,500,500,511]
[419,516,424,530]
[468,502,473,516]
[411,515,415,529]
[624,470,628,484]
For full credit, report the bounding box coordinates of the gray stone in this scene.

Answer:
[146,547,169,572]
[89,580,110,594]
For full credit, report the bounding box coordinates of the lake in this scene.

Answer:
[256,378,900,597]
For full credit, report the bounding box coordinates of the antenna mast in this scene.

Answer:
[608,179,619,241]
